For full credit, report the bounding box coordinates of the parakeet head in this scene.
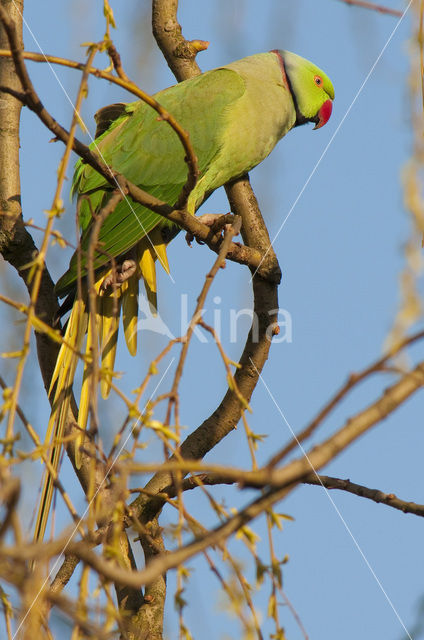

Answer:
[272,50,334,130]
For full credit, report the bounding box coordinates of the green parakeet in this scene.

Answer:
[35,50,334,542]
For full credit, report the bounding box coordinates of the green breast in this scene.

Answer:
[187,52,296,209]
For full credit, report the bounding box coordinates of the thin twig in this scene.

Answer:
[165,216,243,429]
[0,294,87,361]
[305,474,424,517]
[49,553,80,596]
[0,476,20,542]
[336,0,403,16]
[106,41,131,83]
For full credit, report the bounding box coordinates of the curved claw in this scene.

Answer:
[185,230,205,247]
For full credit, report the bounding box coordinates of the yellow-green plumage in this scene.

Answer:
[35,50,334,543]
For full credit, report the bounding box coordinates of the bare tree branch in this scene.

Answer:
[158,469,424,522]
[305,474,424,517]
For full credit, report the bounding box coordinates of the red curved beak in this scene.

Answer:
[313,99,333,130]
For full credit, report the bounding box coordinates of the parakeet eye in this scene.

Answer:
[314,75,323,87]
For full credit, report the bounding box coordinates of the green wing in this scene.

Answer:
[56,68,245,297]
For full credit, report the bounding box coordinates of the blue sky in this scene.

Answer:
[2,1,422,638]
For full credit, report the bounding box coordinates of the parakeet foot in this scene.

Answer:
[101,258,137,290]
[185,213,238,246]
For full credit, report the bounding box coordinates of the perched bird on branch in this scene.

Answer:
[34,49,334,543]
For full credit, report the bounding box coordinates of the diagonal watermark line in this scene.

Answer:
[13,357,175,639]
[11,0,176,283]
[249,358,413,640]
[250,0,413,282]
